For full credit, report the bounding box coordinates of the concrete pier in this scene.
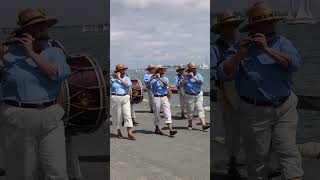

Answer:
[110,99,211,180]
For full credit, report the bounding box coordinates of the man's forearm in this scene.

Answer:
[119,78,129,87]
[265,47,290,68]
[29,51,58,76]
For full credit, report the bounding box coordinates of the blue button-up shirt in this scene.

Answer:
[151,76,169,95]
[0,41,71,102]
[183,72,204,94]
[211,38,234,81]
[110,75,132,94]
[174,73,184,88]
[143,72,152,86]
[218,34,300,102]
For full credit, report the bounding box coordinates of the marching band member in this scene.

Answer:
[144,64,156,113]
[148,65,177,137]
[211,9,244,177]
[0,6,70,179]
[181,63,210,131]
[131,104,139,125]
[220,3,303,179]
[122,104,138,126]
[110,64,136,140]
[174,64,187,119]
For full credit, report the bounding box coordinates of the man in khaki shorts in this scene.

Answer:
[180,62,210,131]
[219,2,303,180]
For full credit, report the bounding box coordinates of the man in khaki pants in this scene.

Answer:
[219,2,303,180]
[174,65,187,119]
[148,65,177,137]
[180,62,210,131]
[144,64,156,113]
[110,64,136,140]
[0,6,70,180]
[211,9,245,176]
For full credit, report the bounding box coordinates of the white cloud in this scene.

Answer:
[110,0,210,69]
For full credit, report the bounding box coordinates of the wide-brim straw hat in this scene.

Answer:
[211,10,245,34]
[115,64,128,71]
[239,2,284,33]
[176,64,186,72]
[12,6,58,34]
[145,64,156,70]
[186,62,198,71]
[155,65,167,72]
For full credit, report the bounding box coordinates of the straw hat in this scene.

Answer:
[115,64,128,71]
[145,64,156,70]
[239,2,283,32]
[12,6,58,34]
[155,65,167,72]
[176,64,186,72]
[186,62,198,71]
[211,10,245,34]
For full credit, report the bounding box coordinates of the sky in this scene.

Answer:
[0,0,108,27]
[212,0,320,16]
[110,0,210,69]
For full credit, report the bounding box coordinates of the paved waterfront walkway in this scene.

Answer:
[110,100,211,180]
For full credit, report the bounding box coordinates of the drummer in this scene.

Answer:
[174,64,187,119]
[144,64,156,113]
[180,62,210,131]
[148,65,177,137]
[110,64,136,140]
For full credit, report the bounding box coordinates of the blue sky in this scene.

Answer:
[110,0,210,69]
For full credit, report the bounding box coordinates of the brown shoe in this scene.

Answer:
[128,134,136,140]
[202,125,210,131]
[117,131,124,139]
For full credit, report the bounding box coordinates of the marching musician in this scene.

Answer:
[122,104,139,126]
[0,6,70,179]
[180,62,210,131]
[211,9,244,177]
[144,64,156,113]
[174,64,187,119]
[219,2,303,179]
[148,65,177,137]
[110,64,136,140]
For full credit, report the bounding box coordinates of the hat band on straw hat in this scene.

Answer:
[219,15,237,22]
[249,13,274,24]
[19,15,46,26]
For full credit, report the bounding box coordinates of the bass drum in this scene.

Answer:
[130,79,144,104]
[57,54,107,135]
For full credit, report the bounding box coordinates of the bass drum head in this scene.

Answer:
[130,79,143,104]
[59,55,107,135]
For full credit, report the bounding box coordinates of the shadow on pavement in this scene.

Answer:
[133,129,155,134]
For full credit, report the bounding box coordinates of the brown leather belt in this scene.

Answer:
[240,96,289,108]
[4,100,57,109]
[154,94,167,97]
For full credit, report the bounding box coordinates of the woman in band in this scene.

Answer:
[148,65,177,137]
[110,64,136,140]
[174,64,187,119]
[180,62,210,131]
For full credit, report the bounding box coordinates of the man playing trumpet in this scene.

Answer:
[180,62,210,131]
[148,65,177,137]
